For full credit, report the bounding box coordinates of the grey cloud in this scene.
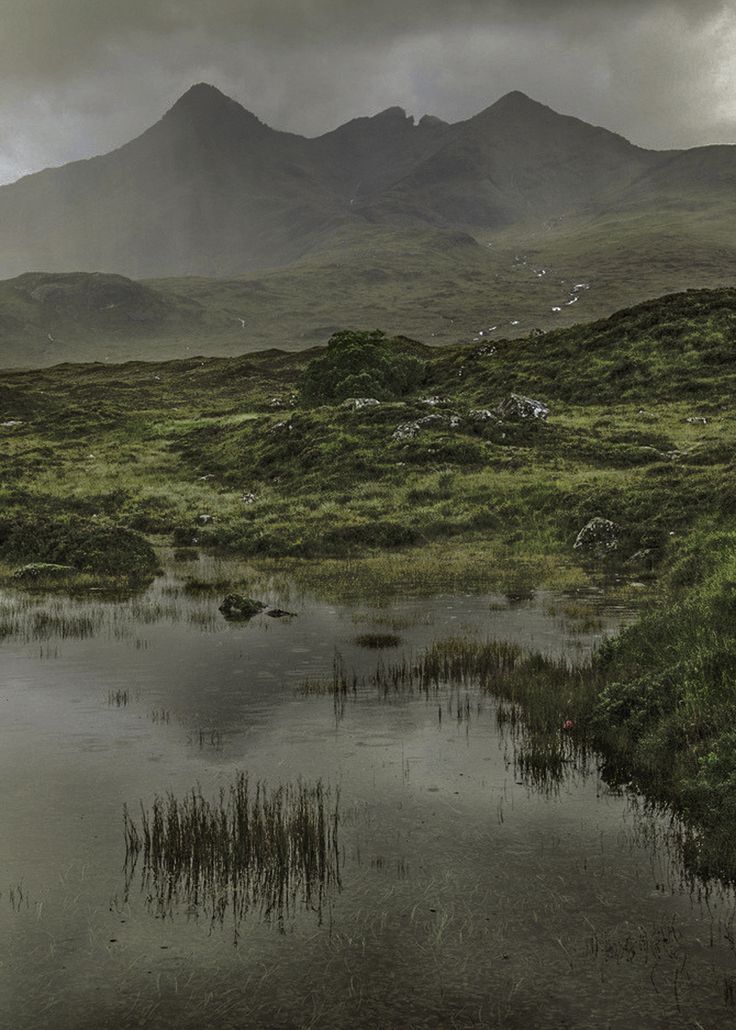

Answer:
[0,1,733,183]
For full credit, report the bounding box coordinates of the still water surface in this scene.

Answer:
[1,563,734,1028]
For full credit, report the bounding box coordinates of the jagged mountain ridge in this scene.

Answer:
[0,83,726,280]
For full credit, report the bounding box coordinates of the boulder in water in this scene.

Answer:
[219,594,267,620]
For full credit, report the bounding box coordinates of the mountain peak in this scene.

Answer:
[372,106,413,124]
[489,90,546,114]
[164,83,266,131]
[171,82,233,111]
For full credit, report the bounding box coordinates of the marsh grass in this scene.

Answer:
[123,773,340,933]
[0,600,104,642]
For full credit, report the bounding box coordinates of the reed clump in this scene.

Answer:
[123,773,340,930]
[371,638,597,786]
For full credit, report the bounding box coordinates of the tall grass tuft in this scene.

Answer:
[123,774,340,932]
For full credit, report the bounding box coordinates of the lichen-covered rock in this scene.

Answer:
[498,394,549,422]
[341,397,381,410]
[218,595,268,620]
[573,518,620,555]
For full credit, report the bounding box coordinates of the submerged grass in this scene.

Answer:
[123,773,340,933]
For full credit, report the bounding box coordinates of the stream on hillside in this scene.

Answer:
[1,559,734,1029]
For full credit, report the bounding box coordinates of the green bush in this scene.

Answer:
[300,330,426,405]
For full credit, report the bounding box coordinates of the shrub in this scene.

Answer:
[300,330,426,405]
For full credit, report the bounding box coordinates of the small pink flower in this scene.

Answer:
[562,719,575,731]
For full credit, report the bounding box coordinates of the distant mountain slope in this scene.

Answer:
[362,92,662,228]
[2,83,736,283]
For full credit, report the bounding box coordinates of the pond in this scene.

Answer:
[1,560,734,1029]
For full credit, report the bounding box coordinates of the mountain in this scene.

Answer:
[2,83,736,366]
[0,83,712,281]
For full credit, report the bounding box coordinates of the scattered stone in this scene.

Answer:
[265,608,297,618]
[198,474,215,482]
[341,397,381,410]
[392,412,461,441]
[468,409,500,424]
[498,394,549,422]
[475,346,496,357]
[241,492,257,504]
[573,518,620,555]
[13,562,76,581]
[685,416,708,425]
[269,397,285,409]
[270,420,293,433]
[420,396,448,407]
[393,421,421,441]
[218,595,267,620]
[197,514,214,525]
[1,420,23,428]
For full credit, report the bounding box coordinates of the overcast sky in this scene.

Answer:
[0,0,734,184]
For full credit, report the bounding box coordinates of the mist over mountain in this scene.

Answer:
[1,82,729,281]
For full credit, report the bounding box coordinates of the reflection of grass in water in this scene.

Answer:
[355,632,402,649]
[378,638,592,789]
[298,638,596,789]
[123,773,340,934]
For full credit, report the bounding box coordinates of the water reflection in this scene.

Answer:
[2,562,736,1028]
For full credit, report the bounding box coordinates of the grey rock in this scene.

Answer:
[468,408,500,424]
[392,411,461,441]
[573,518,620,555]
[219,595,267,620]
[341,397,381,410]
[498,394,549,422]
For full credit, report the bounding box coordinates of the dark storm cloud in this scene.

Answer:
[0,1,733,183]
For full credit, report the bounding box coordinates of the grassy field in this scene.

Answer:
[3,285,736,875]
